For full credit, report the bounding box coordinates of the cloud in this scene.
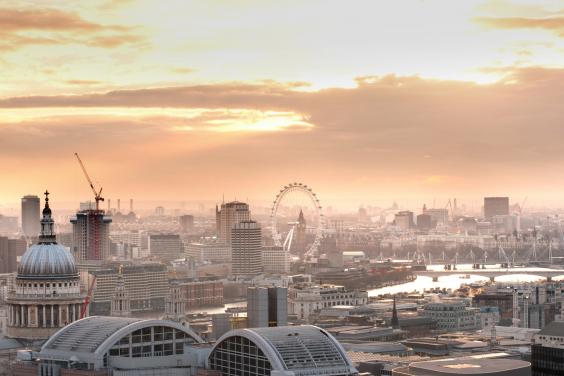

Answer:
[0,82,306,110]
[477,16,564,36]
[0,7,144,51]
[65,79,105,85]
[171,67,195,74]
[2,67,564,200]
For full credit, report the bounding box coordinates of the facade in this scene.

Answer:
[90,263,168,315]
[110,267,131,317]
[0,237,25,273]
[532,321,564,376]
[395,211,414,231]
[21,195,40,239]
[164,280,185,321]
[216,201,250,245]
[179,278,224,309]
[484,197,509,220]
[70,209,112,263]
[288,283,369,321]
[6,192,86,341]
[478,306,500,329]
[149,234,184,262]
[416,214,432,230]
[231,220,262,277]
[421,301,478,332]
[208,325,358,376]
[179,215,195,232]
[185,241,231,263]
[493,214,520,234]
[262,245,290,274]
[473,292,513,323]
[247,286,288,328]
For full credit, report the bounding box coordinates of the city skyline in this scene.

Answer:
[3,0,564,204]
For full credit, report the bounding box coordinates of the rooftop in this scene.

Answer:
[407,354,530,375]
[537,321,564,337]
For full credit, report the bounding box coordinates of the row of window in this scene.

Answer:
[20,281,78,288]
[109,342,185,357]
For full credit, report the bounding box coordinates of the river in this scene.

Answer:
[368,263,564,297]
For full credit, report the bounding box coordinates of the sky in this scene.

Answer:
[2,0,564,208]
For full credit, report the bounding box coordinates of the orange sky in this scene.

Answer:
[2,0,564,207]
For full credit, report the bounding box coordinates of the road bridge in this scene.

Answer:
[415,268,564,282]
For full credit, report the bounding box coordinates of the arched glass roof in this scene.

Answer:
[41,316,203,364]
[210,325,357,375]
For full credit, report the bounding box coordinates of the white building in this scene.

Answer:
[421,301,478,332]
[288,283,368,321]
[262,245,290,274]
[231,221,262,277]
[185,241,231,263]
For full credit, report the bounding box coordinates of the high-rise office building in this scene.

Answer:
[0,237,23,273]
[149,234,183,262]
[216,201,250,245]
[21,195,40,239]
[231,220,262,276]
[70,210,112,263]
[179,215,194,233]
[247,286,287,328]
[484,197,509,220]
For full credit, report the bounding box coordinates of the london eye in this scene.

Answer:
[270,182,325,257]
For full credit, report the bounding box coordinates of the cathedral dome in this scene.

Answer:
[17,190,78,280]
[18,243,78,279]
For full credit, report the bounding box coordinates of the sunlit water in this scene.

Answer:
[369,264,564,297]
[185,264,564,312]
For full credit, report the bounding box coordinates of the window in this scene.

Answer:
[164,343,173,356]
[132,330,142,344]
[132,346,142,358]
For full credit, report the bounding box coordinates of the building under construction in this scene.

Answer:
[71,210,112,264]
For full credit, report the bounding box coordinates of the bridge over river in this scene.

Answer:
[415,267,564,282]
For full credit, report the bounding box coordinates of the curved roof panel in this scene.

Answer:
[41,316,204,366]
[211,325,357,375]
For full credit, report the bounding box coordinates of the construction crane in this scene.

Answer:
[80,275,97,319]
[74,153,104,211]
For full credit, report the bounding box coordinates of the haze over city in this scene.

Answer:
[2,0,564,206]
[6,2,564,376]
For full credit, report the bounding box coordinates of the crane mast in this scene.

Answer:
[74,152,104,211]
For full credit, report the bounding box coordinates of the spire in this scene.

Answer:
[391,295,400,329]
[39,190,56,244]
[111,264,131,317]
[298,209,306,225]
